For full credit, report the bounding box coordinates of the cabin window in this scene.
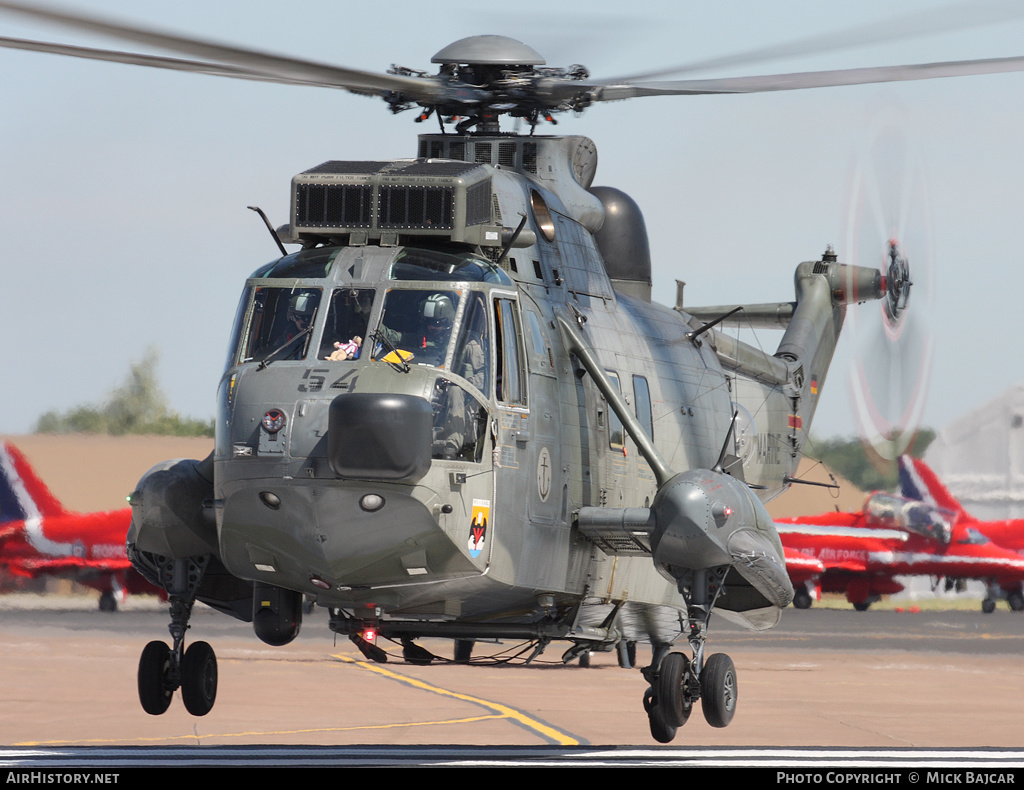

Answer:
[633,375,654,439]
[319,288,375,361]
[373,289,461,368]
[430,378,488,463]
[452,292,490,396]
[524,309,553,375]
[494,298,526,406]
[606,372,624,449]
[240,286,322,364]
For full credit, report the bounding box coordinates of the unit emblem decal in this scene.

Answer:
[469,499,489,558]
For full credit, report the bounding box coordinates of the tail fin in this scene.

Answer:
[897,454,969,518]
[0,442,68,523]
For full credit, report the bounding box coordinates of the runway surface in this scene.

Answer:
[1,598,1022,756]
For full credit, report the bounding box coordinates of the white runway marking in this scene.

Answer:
[2,746,1024,768]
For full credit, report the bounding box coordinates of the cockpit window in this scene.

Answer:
[239,287,322,364]
[430,378,488,462]
[864,492,956,544]
[319,288,375,361]
[389,248,513,285]
[373,289,461,368]
[225,285,252,371]
[452,292,490,395]
[250,246,340,279]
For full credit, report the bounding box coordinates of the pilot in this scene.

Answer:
[266,292,317,361]
[417,293,456,366]
[285,294,315,340]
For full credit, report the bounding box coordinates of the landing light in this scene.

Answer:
[260,491,282,510]
[360,494,385,512]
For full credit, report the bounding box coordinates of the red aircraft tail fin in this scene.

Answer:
[897,455,970,518]
[0,442,68,522]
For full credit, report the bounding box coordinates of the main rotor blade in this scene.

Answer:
[0,1,447,101]
[611,0,1024,82]
[579,55,1024,101]
[0,36,337,87]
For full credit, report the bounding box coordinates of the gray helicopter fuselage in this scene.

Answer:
[201,134,818,643]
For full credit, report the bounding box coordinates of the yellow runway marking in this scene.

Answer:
[333,654,580,745]
[16,653,580,747]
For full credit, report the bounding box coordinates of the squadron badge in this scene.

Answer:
[468,499,489,558]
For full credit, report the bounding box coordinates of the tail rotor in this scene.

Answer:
[844,113,934,464]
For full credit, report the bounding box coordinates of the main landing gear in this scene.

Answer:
[136,556,218,716]
[642,568,738,743]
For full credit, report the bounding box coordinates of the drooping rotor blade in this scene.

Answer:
[0,36,336,87]
[609,0,1024,82]
[570,55,1024,102]
[0,0,452,102]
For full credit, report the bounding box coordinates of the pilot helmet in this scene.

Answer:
[288,293,315,322]
[423,293,455,326]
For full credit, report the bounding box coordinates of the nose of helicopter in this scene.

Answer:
[327,392,433,482]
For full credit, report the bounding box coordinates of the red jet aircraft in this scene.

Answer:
[0,442,158,610]
[776,486,1024,612]
[899,455,1024,611]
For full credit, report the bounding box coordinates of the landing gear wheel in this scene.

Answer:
[181,641,218,716]
[793,589,812,610]
[138,640,174,715]
[700,653,737,728]
[1008,590,1024,612]
[579,651,592,668]
[982,598,997,614]
[655,652,692,728]
[647,702,678,744]
[99,591,117,612]
[853,601,871,612]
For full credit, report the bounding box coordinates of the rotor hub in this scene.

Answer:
[883,239,912,326]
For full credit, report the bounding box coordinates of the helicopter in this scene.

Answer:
[4,2,1024,744]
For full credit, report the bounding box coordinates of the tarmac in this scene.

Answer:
[2,596,1022,750]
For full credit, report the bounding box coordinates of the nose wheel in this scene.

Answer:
[641,567,738,742]
[137,640,174,715]
[700,653,737,728]
[181,641,218,715]
[136,555,218,716]
[137,637,219,716]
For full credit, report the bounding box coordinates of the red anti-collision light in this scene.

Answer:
[262,409,286,433]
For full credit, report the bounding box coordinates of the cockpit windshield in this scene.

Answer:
[373,289,460,368]
[319,288,375,361]
[388,248,512,285]
[239,287,322,364]
[864,493,956,544]
[250,247,339,279]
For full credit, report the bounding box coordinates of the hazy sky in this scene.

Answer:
[1,0,1022,443]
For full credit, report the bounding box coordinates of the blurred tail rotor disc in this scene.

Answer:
[843,110,934,464]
